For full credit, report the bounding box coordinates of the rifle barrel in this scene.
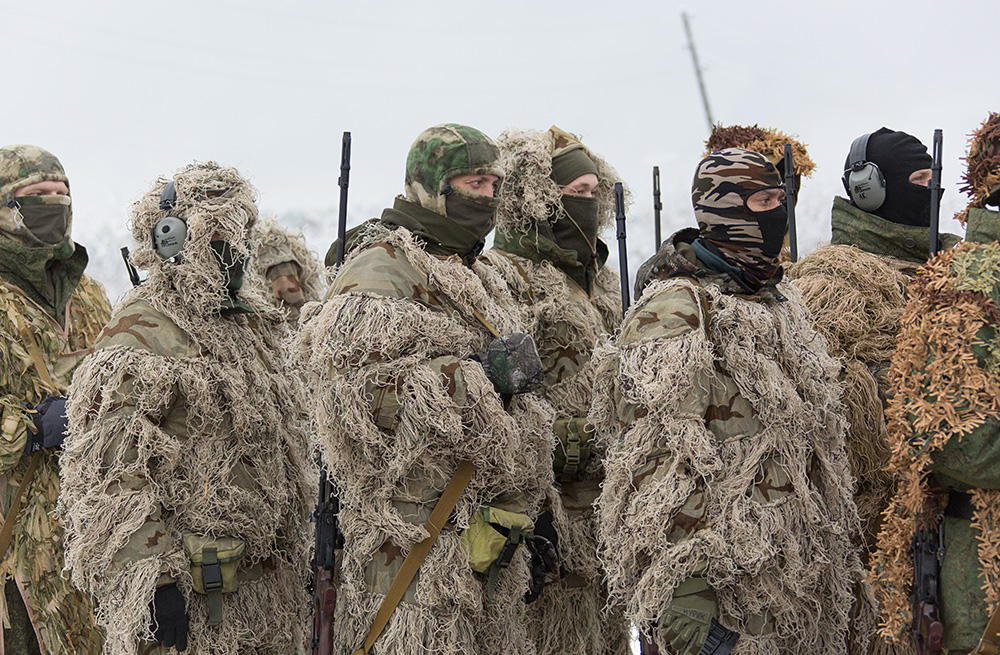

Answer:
[783,144,798,263]
[929,129,943,257]
[653,166,662,247]
[335,132,352,267]
[615,183,630,314]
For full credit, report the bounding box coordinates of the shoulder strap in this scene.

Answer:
[972,604,1000,655]
[0,450,43,560]
[492,251,535,304]
[18,323,58,390]
[352,460,477,655]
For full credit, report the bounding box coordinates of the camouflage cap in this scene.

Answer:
[958,112,1000,223]
[404,123,503,216]
[704,124,816,177]
[0,145,70,235]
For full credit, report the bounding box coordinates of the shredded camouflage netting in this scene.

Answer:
[495,126,631,238]
[592,274,872,654]
[251,215,327,314]
[60,163,315,655]
[956,113,1000,226]
[872,241,1000,641]
[294,222,554,655]
[704,124,816,177]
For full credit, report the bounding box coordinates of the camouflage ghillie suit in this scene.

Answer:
[60,163,316,655]
[251,216,326,324]
[593,149,869,655]
[0,144,108,654]
[294,125,554,655]
[872,114,1000,654]
[479,126,630,655]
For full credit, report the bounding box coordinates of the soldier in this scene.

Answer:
[592,148,870,654]
[294,123,554,655]
[59,162,316,655]
[479,126,630,655]
[251,216,326,323]
[872,112,1000,655]
[0,144,109,654]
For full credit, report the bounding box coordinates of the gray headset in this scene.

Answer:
[152,180,187,259]
[842,133,886,211]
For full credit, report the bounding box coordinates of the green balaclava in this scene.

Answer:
[0,144,83,320]
[691,148,788,286]
[549,128,601,268]
[401,123,504,258]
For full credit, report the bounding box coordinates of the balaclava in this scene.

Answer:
[0,144,73,255]
[692,148,787,282]
[849,127,935,226]
[549,127,601,268]
[129,162,260,316]
[402,123,504,257]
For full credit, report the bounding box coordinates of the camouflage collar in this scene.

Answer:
[492,224,609,294]
[831,196,960,262]
[965,207,1000,245]
[382,197,485,265]
[0,236,87,325]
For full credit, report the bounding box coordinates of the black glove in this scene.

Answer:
[472,333,544,396]
[150,583,189,652]
[23,395,69,453]
[524,511,560,604]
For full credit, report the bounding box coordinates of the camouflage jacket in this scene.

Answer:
[593,229,865,652]
[0,273,110,654]
[62,293,315,655]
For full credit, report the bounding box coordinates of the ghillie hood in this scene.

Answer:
[956,112,1000,226]
[704,123,816,178]
[251,215,327,303]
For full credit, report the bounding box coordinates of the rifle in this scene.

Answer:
[311,131,351,655]
[120,247,143,287]
[653,166,663,248]
[783,144,798,263]
[929,129,943,256]
[912,514,945,655]
[614,182,630,314]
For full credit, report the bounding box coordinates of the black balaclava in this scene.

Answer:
[851,127,936,226]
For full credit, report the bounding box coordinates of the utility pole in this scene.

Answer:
[682,12,714,133]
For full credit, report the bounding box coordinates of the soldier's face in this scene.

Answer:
[271,273,304,307]
[745,187,786,212]
[14,180,68,197]
[447,174,500,198]
[909,169,932,187]
[560,173,599,198]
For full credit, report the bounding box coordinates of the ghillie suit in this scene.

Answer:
[293,124,554,655]
[479,126,630,655]
[704,123,815,264]
[871,116,1000,654]
[0,144,109,655]
[251,216,326,324]
[954,112,1000,228]
[60,163,316,655]
[593,149,872,655]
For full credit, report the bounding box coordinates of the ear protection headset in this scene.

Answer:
[841,133,886,211]
[152,180,187,259]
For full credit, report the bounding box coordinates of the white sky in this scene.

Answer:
[5,0,998,299]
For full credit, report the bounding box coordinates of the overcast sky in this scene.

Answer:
[5,0,998,299]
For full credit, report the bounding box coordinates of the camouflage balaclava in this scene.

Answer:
[848,127,935,227]
[129,162,262,316]
[692,148,787,279]
[403,123,503,251]
[0,144,74,256]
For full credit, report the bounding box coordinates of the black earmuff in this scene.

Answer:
[842,133,887,211]
[152,180,188,260]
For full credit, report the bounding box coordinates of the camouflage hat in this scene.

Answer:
[404,123,503,216]
[0,145,70,235]
[704,124,816,177]
[957,112,1000,224]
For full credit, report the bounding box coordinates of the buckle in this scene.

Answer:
[202,547,223,592]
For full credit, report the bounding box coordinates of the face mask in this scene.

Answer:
[10,195,71,244]
[875,181,935,227]
[444,187,499,241]
[753,204,788,259]
[209,240,246,294]
[553,195,599,265]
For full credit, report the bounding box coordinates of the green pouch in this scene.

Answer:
[182,534,245,595]
[461,506,534,573]
[552,417,594,482]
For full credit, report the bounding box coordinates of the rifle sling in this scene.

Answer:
[973,604,1000,655]
[352,460,476,655]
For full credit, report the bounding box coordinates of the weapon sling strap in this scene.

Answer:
[0,324,59,559]
[351,460,476,655]
[973,604,1000,655]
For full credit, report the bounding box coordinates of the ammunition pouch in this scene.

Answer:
[183,534,246,627]
[461,506,534,602]
[552,418,594,482]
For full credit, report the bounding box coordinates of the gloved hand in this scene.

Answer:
[524,511,560,604]
[23,395,69,453]
[150,583,189,652]
[472,333,544,396]
[658,578,739,655]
